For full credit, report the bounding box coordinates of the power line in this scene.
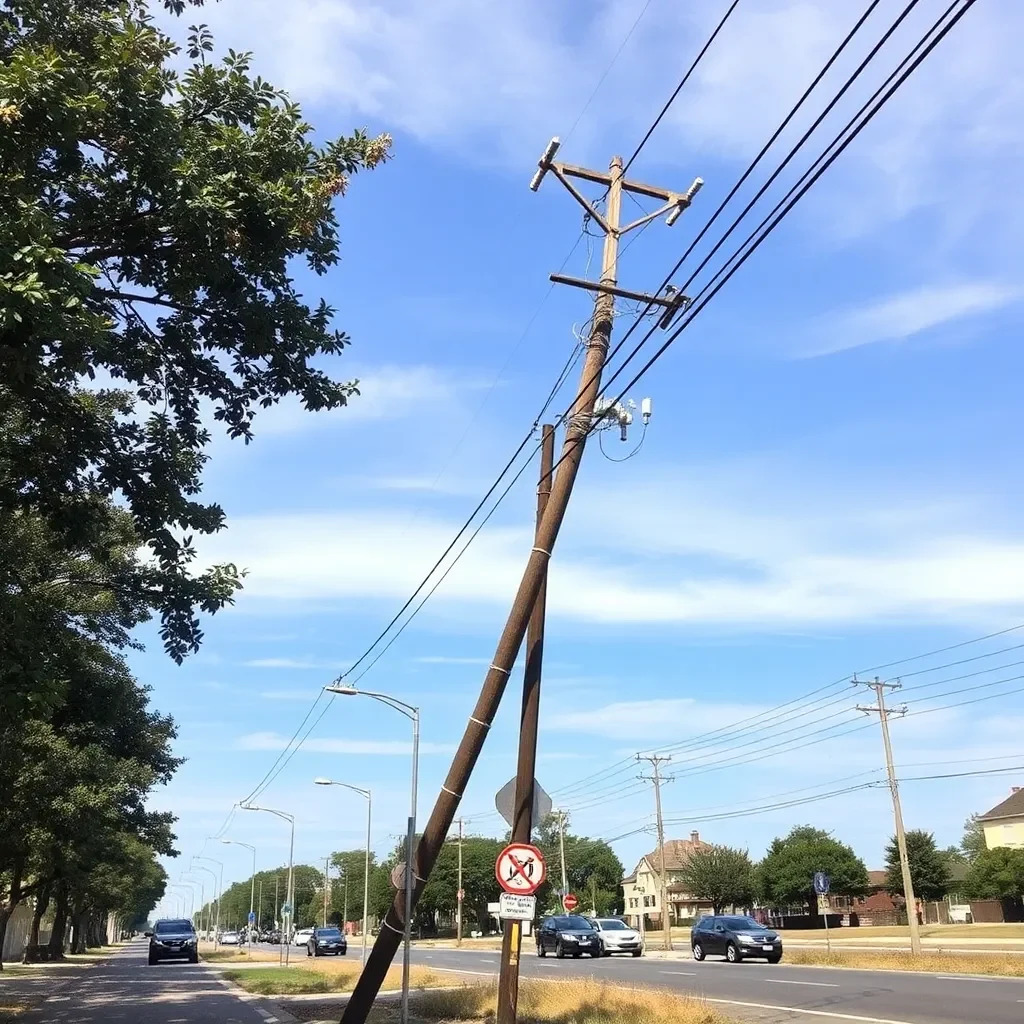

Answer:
[622,0,744,174]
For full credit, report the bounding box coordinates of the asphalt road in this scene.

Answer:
[408,944,1024,1024]
[10,940,270,1024]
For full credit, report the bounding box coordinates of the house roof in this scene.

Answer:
[979,787,1024,821]
[624,836,711,881]
[867,870,887,887]
[622,872,637,885]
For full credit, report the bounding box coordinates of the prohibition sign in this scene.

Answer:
[495,842,546,895]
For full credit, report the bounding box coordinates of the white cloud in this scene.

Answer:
[235,731,454,755]
[259,688,323,701]
[547,698,772,741]
[808,282,1022,356]
[414,655,491,665]
[243,657,344,670]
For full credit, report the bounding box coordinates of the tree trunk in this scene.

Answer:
[0,861,26,972]
[30,882,52,947]
[48,882,69,960]
[71,909,89,954]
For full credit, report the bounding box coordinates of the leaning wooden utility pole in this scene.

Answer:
[638,754,674,951]
[497,424,555,1024]
[340,142,701,1024]
[855,677,922,956]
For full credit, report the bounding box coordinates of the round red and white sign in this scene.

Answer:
[562,893,578,912]
[495,842,546,895]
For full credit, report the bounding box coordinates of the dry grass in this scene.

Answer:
[412,979,727,1024]
[201,947,280,963]
[786,947,1024,976]
[222,962,446,996]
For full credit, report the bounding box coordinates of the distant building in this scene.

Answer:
[979,787,1024,850]
[620,832,715,928]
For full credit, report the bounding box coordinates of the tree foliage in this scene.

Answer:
[963,847,1024,900]
[0,0,391,663]
[758,826,869,908]
[675,845,755,915]
[961,815,988,863]
[533,814,624,916]
[884,830,951,902]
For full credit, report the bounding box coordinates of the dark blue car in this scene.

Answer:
[690,915,782,964]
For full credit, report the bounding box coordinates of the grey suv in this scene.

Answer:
[690,915,781,964]
[146,919,199,964]
[535,915,601,958]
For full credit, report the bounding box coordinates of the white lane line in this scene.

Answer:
[478,958,493,963]
[763,978,840,988]
[705,997,919,1023]
[659,970,697,976]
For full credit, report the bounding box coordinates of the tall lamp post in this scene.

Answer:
[167,885,193,922]
[194,855,224,946]
[241,804,295,966]
[325,684,418,1024]
[314,778,372,964]
[221,839,257,955]
[190,859,221,946]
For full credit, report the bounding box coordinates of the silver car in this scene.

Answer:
[589,917,643,957]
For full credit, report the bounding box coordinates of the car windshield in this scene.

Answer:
[721,916,763,930]
[155,920,193,934]
[317,929,342,938]
[596,919,628,930]
[555,917,593,930]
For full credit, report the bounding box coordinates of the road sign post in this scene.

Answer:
[814,874,831,954]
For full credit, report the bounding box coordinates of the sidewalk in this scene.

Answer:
[0,947,126,1017]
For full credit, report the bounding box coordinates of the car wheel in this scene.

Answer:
[537,943,546,958]
[572,951,581,959]
[306,948,312,957]
[725,942,741,963]
[555,941,565,959]
[767,954,781,964]
[691,943,705,962]
[340,950,346,956]
[631,949,642,958]
[189,954,199,964]
[590,950,601,958]
[148,954,157,966]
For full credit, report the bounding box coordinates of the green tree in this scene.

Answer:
[418,835,504,932]
[676,845,755,915]
[0,0,391,664]
[330,849,379,926]
[961,814,988,862]
[758,826,869,908]
[884,830,950,902]
[534,814,624,916]
[963,847,1024,900]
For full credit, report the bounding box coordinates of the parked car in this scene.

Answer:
[535,915,601,958]
[147,919,199,965]
[293,927,315,947]
[690,915,782,964]
[220,931,240,946]
[589,917,643,957]
[307,927,347,957]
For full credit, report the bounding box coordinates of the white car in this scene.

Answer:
[293,928,314,947]
[589,918,643,957]
[220,931,240,946]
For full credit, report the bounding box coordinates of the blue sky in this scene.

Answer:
[146,0,1024,914]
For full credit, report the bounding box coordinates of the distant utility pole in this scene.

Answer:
[324,858,330,928]
[557,809,569,898]
[257,880,263,930]
[638,754,673,951]
[855,677,921,956]
[456,818,464,947]
[340,141,701,1024]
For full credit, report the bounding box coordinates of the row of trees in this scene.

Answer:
[676,820,1024,916]
[201,816,625,934]
[1,0,389,966]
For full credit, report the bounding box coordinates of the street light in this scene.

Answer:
[182,874,205,934]
[167,884,192,921]
[240,803,295,966]
[314,778,372,964]
[220,839,257,956]
[325,683,419,1024]
[191,858,222,947]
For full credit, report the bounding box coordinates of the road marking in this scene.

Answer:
[763,978,840,988]
[704,998,920,1024]
[659,970,697,976]
[479,958,493,963]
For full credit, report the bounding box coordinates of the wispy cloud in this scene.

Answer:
[414,655,491,665]
[259,689,323,702]
[235,731,454,755]
[243,658,345,670]
[807,282,1022,357]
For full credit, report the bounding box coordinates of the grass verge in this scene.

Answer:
[787,947,1024,976]
[201,948,280,963]
[416,980,725,1024]
[780,923,1024,941]
[222,962,445,995]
